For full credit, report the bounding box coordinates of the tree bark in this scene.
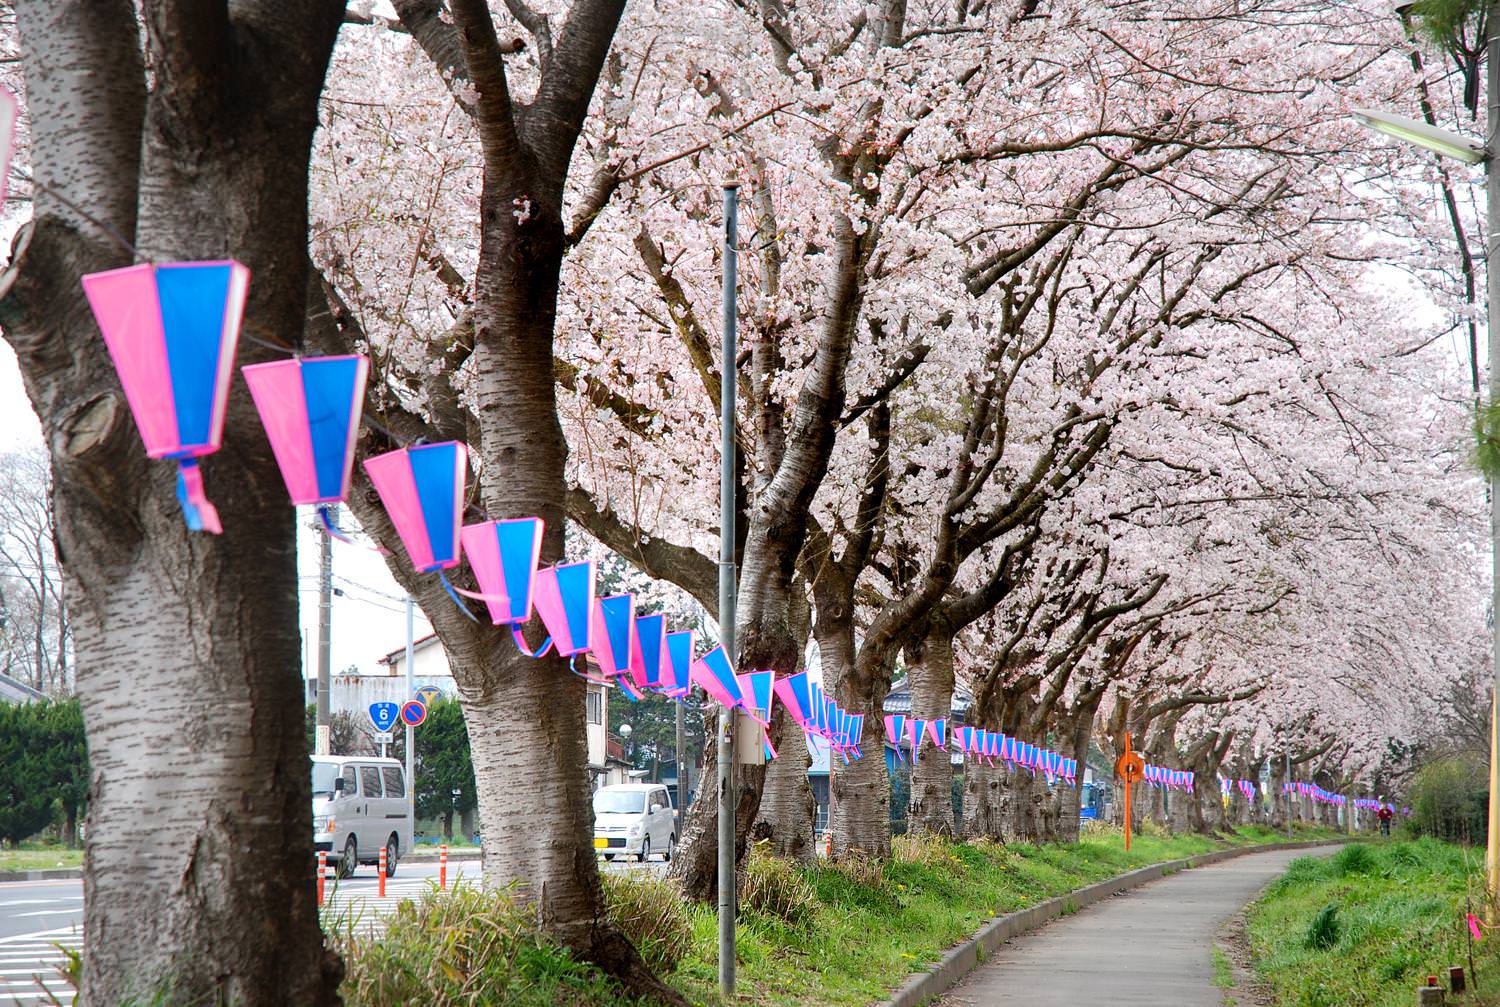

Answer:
[1,3,345,1003]
[751,703,817,863]
[906,628,956,836]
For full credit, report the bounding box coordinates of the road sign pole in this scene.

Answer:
[405,595,416,831]
[717,179,739,999]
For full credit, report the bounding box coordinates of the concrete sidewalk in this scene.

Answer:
[940,846,1333,1007]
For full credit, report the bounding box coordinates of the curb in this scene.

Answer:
[881,839,1343,1007]
[0,868,82,883]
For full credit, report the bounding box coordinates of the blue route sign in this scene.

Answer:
[400,700,428,727]
[368,702,399,733]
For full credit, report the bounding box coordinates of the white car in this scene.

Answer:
[312,755,412,878]
[593,783,675,862]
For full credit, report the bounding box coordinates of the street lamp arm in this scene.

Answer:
[1351,108,1487,164]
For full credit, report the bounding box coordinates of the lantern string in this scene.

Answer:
[317,504,389,555]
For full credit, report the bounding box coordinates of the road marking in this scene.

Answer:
[0,925,79,1004]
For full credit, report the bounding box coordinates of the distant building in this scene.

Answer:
[310,634,618,785]
[0,672,46,705]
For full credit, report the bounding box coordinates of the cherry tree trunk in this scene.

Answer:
[1,3,345,1003]
[963,759,1002,839]
[751,704,817,864]
[999,766,1042,842]
[906,629,956,836]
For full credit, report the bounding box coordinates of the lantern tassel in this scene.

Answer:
[437,572,481,622]
[318,505,390,555]
[510,625,554,659]
[175,459,222,534]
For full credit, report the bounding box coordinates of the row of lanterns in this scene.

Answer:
[80,259,871,763]
[882,714,1080,785]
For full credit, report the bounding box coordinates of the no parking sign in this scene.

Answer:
[400,700,427,727]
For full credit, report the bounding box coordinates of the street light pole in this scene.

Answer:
[717,178,740,998]
[1485,6,1500,916]
[315,506,334,755]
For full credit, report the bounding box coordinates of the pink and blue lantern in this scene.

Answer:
[775,672,816,730]
[530,560,596,659]
[662,630,695,697]
[0,87,17,210]
[691,645,744,711]
[738,670,775,726]
[589,594,636,679]
[927,718,947,750]
[83,260,250,533]
[364,441,467,572]
[458,517,544,625]
[629,613,669,692]
[242,355,369,531]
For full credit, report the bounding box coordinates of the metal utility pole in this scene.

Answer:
[717,178,739,999]
[676,697,689,813]
[315,505,334,755]
[405,595,416,827]
[1486,5,1500,918]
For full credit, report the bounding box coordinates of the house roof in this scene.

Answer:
[0,672,47,704]
[377,633,441,667]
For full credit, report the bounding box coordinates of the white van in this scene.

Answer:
[312,755,412,878]
[593,783,675,862]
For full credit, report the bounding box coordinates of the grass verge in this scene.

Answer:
[328,821,1338,1007]
[1247,838,1500,1007]
[0,843,82,872]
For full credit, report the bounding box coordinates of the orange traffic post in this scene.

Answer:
[439,843,448,890]
[316,850,327,906]
[1114,733,1146,853]
[378,845,387,898]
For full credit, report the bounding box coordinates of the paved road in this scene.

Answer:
[942,846,1336,1007]
[0,854,665,1005]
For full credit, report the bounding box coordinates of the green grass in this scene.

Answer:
[662,821,1339,1007]
[325,821,1338,1007]
[1212,946,1234,988]
[1247,839,1500,1007]
[0,842,82,871]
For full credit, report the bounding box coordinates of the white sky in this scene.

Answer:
[0,345,429,678]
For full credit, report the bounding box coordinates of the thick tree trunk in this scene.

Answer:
[831,705,891,856]
[751,704,816,864]
[906,629,956,836]
[3,3,344,1004]
[962,758,1001,839]
[1000,764,1043,842]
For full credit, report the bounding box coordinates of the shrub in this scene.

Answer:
[1408,756,1487,844]
[600,872,693,972]
[1305,903,1341,950]
[1334,844,1376,876]
[740,844,817,929]
[333,882,630,1007]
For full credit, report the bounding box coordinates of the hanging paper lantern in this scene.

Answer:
[242,355,368,514]
[589,594,636,678]
[529,560,595,658]
[363,441,467,572]
[907,718,926,762]
[691,645,744,711]
[737,670,775,726]
[454,516,544,625]
[629,613,668,692]
[883,714,906,753]
[774,672,815,730]
[662,630,695,697]
[82,260,251,533]
[926,718,947,750]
